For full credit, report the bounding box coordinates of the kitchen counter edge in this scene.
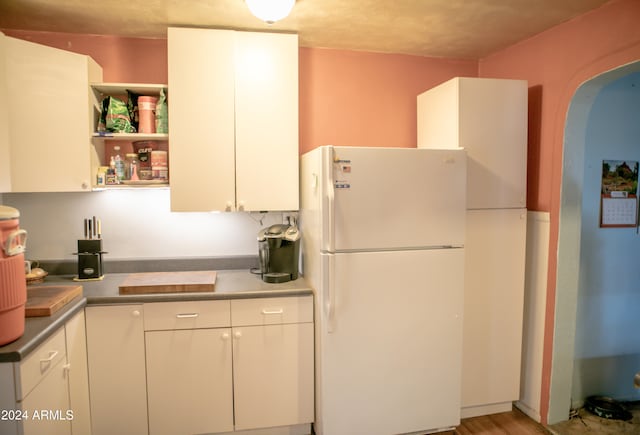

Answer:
[1,270,313,362]
[0,297,86,363]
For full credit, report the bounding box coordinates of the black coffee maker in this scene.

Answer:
[257,223,300,283]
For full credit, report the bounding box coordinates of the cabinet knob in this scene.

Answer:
[81,181,90,190]
[132,310,141,317]
[234,331,242,339]
[226,201,234,212]
[238,201,245,211]
[221,332,230,341]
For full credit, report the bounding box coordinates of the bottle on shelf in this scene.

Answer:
[125,153,139,181]
[113,146,125,182]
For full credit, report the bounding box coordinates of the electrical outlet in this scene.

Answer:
[283,212,298,226]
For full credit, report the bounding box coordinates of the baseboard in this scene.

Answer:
[218,424,311,435]
[515,400,542,423]
[461,402,513,419]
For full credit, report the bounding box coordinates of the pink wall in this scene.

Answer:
[299,48,476,153]
[2,30,168,83]
[478,0,640,424]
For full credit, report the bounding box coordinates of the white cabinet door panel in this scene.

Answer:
[234,32,299,211]
[233,323,314,430]
[168,27,236,211]
[462,209,527,408]
[85,305,147,435]
[146,328,234,435]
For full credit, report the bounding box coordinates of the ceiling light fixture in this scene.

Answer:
[245,0,295,24]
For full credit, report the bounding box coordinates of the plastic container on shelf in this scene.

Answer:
[133,141,157,180]
[138,96,158,134]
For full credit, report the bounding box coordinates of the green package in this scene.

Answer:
[155,88,168,134]
[104,96,135,133]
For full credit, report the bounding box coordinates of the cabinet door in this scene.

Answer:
[233,323,314,431]
[21,360,71,435]
[417,77,527,209]
[85,305,147,435]
[0,33,10,192]
[5,36,102,192]
[146,328,234,435]
[461,209,527,409]
[168,27,236,212]
[457,78,527,209]
[64,311,91,435]
[235,32,299,212]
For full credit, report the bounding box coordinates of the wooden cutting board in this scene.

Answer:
[25,285,83,317]
[118,271,217,295]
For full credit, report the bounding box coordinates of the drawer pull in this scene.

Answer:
[176,313,199,319]
[40,350,59,367]
[261,308,284,315]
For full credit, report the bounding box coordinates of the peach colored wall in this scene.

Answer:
[299,48,477,153]
[478,0,640,424]
[2,30,168,83]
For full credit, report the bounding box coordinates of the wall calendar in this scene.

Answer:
[600,160,639,227]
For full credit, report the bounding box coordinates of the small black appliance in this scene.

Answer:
[257,223,300,283]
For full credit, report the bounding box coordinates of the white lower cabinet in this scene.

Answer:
[85,296,314,435]
[144,299,234,435]
[0,310,89,435]
[232,322,314,431]
[85,304,147,435]
[21,358,70,435]
[146,328,234,435]
[461,209,527,417]
[231,297,314,431]
[65,311,91,435]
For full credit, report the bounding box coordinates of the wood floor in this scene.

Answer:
[443,407,550,434]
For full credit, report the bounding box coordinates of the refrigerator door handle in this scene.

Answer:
[323,253,336,333]
[322,146,335,252]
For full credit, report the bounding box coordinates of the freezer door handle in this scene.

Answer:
[323,254,336,333]
[323,146,335,252]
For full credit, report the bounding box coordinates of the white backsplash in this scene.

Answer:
[2,189,287,262]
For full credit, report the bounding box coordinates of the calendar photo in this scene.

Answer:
[600,160,638,227]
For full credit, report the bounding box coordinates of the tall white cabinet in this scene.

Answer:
[417,77,528,418]
[168,27,299,212]
[0,34,102,193]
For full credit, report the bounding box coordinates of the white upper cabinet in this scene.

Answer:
[0,33,10,192]
[168,28,235,211]
[417,77,527,209]
[234,31,299,212]
[168,27,299,212]
[1,35,102,193]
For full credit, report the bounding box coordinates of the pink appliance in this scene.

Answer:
[0,205,28,346]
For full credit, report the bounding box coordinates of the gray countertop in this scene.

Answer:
[0,269,313,363]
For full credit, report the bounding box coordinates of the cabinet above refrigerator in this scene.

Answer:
[417,77,528,210]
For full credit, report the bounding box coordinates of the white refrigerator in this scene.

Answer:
[300,146,467,435]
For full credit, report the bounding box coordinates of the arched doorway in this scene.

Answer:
[549,60,640,423]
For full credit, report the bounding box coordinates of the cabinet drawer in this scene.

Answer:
[144,300,231,331]
[231,296,313,326]
[18,327,66,401]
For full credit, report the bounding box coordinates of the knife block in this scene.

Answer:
[75,239,105,280]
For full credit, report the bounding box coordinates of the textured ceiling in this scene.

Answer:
[0,0,611,58]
